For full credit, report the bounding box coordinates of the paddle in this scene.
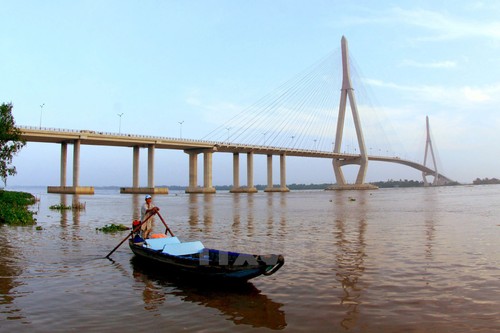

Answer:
[105,212,155,259]
[156,211,175,237]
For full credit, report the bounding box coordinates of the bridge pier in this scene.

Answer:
[185,149,216,193]
[233,153,240,188]
[230,152,258,193]
[60,142,67,186]
[48,140,94,194]
[326,36,377,191]
[133,146,139,187]
[422,116,439,187]
[120,145,169,194]
[264,154,289,192]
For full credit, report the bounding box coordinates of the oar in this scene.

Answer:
[156,211,175,237]
[105,212,155,259]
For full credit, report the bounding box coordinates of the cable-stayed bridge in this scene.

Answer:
[19,37,453,194]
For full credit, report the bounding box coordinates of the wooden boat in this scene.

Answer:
[128,236,284,282]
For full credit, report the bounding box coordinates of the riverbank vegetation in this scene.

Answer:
[1,102,26,186]
[49,201,86,210]
[472,177,500,185]
[0,190,36,225]
[370,179,425,188]
[96,223,130,233]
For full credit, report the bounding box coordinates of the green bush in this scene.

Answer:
[49,204,72,210]
[49,201,86,210]
[96,223,130,233]
[0,190,36,225]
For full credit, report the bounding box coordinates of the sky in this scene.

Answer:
[2,0,500,187]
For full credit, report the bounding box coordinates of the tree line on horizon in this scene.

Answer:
[472,177,500,185]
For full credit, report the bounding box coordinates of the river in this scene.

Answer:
[1,185,499,332]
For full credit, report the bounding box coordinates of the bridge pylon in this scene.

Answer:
[422,116,442,186]
[327,36,377,190]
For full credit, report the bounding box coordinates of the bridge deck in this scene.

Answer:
[20,126,452,183]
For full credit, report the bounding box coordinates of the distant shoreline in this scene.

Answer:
[5,179,480,191]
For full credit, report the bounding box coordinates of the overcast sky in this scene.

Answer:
[2,1,500,187]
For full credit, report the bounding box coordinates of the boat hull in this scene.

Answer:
[128,240,284,282]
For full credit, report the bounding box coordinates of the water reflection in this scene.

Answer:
[279,193,287,236]
[203,194,214,232]
[332,192,367,330]
[187,194,264,239]
[130,256,287,330]
[132,268,166,311]
[424,191,437,259]
[131,194,141,221]
[264,193,288,238]
[72,195,81,226]
[267,193,274,233]
[247,194,254,237]
[60,194,69,226]
[0,231,26,321]
[232,194,241,237]
[58,194,83,245]
[188,194,199,231]
[57,194,84,226]
[187,194,215,236]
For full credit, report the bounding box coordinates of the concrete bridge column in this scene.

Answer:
[264,154,290,192]
[230,152,257,193]
[265,154,273,191]
[49,139,94,194]
[185,150,216,193]
[73,139,80,187]
[326,36,376,191]
[203,151,215,193]
[247,152,254,188]
[120,145,168,194]
[60,142,67,187]
[245,152,257,193]
[147,144,155,188]
[231,153,240,190]
[132,146,139,188]
[187,152,198,190]
[280,153,289,191]
[233,153,240,188]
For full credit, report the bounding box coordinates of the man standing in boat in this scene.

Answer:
[141,195,159,239]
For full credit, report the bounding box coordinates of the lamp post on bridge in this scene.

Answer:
[178,121,184,139]
[226,127,231,142]
[39,103,45,129]
[117,113,124,134]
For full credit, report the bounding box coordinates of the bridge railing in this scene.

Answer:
[21,125,345,154]
[19,125,223,145]
[19,125,401,158]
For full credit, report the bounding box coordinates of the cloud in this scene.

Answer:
[340,6,500,42]
[391,8,500,41]
[364,78,500,106]
[461,86,492,102]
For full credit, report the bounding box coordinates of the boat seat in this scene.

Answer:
[143,237,181,250]
[161,241,205,256]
